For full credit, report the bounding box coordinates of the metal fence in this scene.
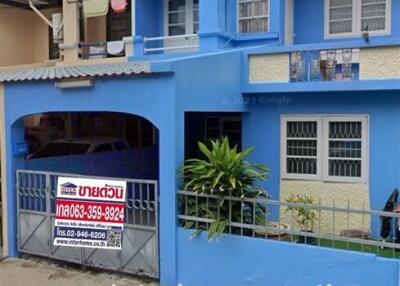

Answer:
[17,170,159,278]
[178,190,400,258]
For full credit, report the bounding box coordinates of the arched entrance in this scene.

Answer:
[14,111,160,278]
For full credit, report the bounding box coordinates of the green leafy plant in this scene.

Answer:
[179,137,269,240]
[284,194,317,232]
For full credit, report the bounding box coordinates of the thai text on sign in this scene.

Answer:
[53,177,127,250]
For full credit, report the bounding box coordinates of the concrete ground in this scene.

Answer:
[0,257,159,286]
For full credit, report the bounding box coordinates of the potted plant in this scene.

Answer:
[180,137,269,240]
[284,193,317,245]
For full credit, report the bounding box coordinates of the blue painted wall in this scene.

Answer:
[135,0,163,37]
[294,0,400,45]
[3,75,179,286]
[177,229,400,286]
[242,92,400,224]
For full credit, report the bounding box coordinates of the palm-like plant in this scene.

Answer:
[180,137,269,240]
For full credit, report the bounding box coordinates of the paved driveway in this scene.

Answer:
[0,257,159,286]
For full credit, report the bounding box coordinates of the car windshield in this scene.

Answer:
[30,142,91,159]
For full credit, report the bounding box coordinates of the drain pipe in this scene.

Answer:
[28,0,64,35]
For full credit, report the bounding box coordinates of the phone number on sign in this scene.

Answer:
[55,227,108,240]
[55,199,125,223]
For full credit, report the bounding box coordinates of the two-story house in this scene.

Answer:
[0,0,399,285]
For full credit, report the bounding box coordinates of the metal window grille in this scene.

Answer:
[238,0,269,33]
[327,121,363,178]
[285,121,318,175]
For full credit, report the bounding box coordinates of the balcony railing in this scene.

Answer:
[78,41,126,59]
[290,49,360,82]
[178,190,400,259]
[143,34,199,54]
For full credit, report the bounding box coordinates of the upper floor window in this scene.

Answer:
[325,0,391,38]
[238,0,270,33]
[166,0,199,36]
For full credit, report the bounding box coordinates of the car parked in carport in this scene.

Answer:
[28,137,130,159]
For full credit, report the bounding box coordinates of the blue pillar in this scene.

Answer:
[199,0,228,52]
[159,114,179,286]
[6,119,25,257]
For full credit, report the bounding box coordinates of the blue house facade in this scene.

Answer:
[0,0,400,285]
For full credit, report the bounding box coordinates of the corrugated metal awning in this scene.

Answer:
[0,61,151,82]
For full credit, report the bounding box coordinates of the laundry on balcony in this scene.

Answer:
[82,0,109,18]
[107,41,125,56]
[111,0,128,13]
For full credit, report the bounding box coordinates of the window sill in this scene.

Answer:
[234,32,279,42]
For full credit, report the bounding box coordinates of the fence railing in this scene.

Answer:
[178,190,400,258]
[143,34,199,54]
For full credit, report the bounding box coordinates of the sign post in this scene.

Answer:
[53,177,127,250]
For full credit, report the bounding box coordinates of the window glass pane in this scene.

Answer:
[329,121,361,139]
[329,159,361,177]
[329,0,353,34]
[169,25,186,36]
[193,0,199,33]
[361,0,386,31]
[287,121,317,138]
[285,121,318,175]
[329,141,361,158]
[169,12,186,25]
[287,158,317,175]
[238,0,269,33]
[287,140,317,157]
[168,0,186,35]
[169,0,185,11]
[328,121,363,178]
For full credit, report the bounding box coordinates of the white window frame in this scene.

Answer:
[324,0,391,39]
[280,116,323,181]
[164,0,198,36]
[237,0,270,34]
[281,115,369,183]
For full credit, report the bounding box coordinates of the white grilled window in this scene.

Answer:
[238,0,269,33]
[328,0,354,34]
[281,117,322,180]
[166,0,199,36]
[281,115,368,183]
[361,0,387,32]
[325,0,390,37]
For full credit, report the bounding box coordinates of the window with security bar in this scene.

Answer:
[281,118,322,180]
[325,0,390,37]
[281,115,368,183]
[238,0,269,33]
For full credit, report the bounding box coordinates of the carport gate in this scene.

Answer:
[16,169,159,278]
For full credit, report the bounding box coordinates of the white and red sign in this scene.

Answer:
[53,177,127,250]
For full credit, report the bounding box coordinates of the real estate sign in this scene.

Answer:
[53,177,127,250]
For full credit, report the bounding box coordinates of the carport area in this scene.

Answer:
[15,111,160,277]
[0,62,179,284]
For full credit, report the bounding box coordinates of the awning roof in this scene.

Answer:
[0,61,151,82]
